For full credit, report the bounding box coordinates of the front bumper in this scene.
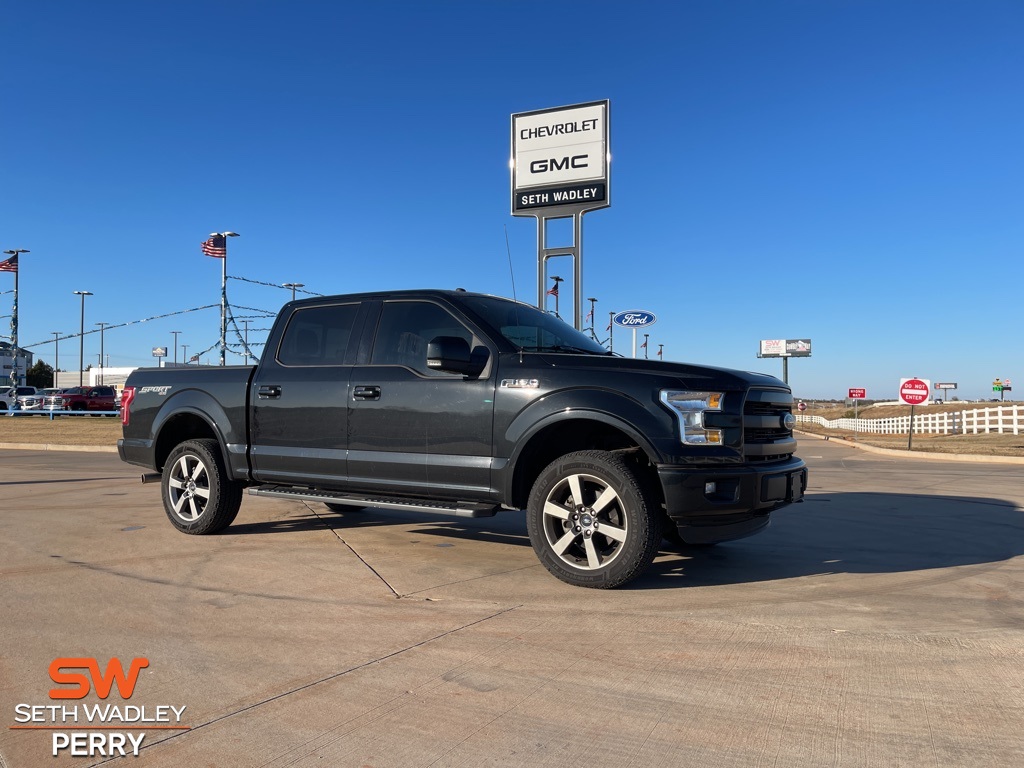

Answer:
[658,457,807,544]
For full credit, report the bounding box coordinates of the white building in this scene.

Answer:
[0,342,34,386]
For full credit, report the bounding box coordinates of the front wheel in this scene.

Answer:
[161,439,243,534]
[526,450,662,589]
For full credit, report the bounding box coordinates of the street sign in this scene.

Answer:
[848,388,866,399]
[899,378,931,406]
[935,382,957,390]
[152,347,168,358]
[797,402,807,411]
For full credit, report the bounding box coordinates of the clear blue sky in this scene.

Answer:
[2,0,1021,401]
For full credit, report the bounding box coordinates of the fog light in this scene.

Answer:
[705,482,717,494]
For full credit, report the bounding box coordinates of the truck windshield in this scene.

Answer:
[462,296,611,355]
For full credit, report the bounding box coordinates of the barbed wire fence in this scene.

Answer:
[15,271,324,367]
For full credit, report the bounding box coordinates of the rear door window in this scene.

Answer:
[277,304,360,367]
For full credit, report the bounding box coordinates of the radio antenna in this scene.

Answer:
[503,224,518,303]
[504,225,524,362]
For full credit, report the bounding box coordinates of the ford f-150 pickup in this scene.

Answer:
[119,289,806,588]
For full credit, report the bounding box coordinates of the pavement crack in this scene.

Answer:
[89,605,522,766]
[304,503,401,597]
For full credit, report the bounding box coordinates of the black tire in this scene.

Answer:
[71,403,86,411]
[526,450,662,589]
[161,439,243,534]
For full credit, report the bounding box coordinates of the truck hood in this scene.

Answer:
[528,353,790,391]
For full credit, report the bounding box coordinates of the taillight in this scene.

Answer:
[121,386,136,426]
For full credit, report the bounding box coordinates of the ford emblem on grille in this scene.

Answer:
[781,413,796,431]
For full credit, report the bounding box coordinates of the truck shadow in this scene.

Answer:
[631,491,1024,590]
[236,491,1023,589]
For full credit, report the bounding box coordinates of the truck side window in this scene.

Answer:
[371,301,473,375]
[278,304,359,366]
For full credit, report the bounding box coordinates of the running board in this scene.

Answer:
[247,485,500,518]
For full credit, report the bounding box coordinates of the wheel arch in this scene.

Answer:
[506,411,664,511]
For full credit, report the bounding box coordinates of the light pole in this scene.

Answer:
[241,319,251,362]
[73,291,92,386]
[51,332,60,387]
[95,322,108,384]
[171,331,181,366]
[3,248,29,388]
[181,344,188,365]
[282,282,305,301]
[203,231,239,366]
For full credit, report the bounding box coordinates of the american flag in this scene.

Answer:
[585,307,593,322]
[201,235,227,258]
[545,282,559,297]
[641,339,648,349]
[657,348,663,359]
[0,253,17,273]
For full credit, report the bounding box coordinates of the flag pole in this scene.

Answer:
[203,231,238,366]
[2,249,28,388]
[220,247,227,366]
[11,263,17,388]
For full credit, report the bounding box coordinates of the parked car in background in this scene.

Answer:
[54,385,119,413]
[1,386,38,410]
[0,388,17,411]
[17,387,62,410]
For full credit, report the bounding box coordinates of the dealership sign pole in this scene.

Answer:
[511,100,610,331]
[613,310,656,358]
[757,339,812,385]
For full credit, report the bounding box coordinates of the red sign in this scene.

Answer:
[899,378,931,406]
[848,388,866,399]
[797,402,807,411]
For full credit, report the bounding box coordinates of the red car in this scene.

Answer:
[56,385,119,413]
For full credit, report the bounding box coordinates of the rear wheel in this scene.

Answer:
[527,450,662,589]
[161,439,243,534]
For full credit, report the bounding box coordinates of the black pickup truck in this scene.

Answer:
[119,289,806,588]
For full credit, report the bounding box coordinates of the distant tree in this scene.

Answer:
[27,360,55,388]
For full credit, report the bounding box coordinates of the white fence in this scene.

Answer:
[797,405,1024,435]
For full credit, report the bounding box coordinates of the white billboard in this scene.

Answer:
[759,338,812,358]
[511,100,609,213]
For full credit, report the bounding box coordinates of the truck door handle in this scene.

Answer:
[353,385,381,401]
[257,385,282,399]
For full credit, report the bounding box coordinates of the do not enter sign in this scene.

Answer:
[899,378,931,406]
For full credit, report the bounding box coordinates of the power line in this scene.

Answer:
[20,304,219,349]
[228,275,324,296]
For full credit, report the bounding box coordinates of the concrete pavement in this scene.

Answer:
[1,441,1022,767]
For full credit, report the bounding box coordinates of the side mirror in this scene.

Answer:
[426,336,485,377]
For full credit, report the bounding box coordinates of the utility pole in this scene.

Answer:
[73,290,92,386]
[51,332,60,387]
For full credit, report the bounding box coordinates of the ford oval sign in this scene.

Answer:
[612,310,657,328]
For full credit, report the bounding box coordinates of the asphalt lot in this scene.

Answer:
[1,441,1023,767]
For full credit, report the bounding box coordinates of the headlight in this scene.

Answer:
[660,390,724,445]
